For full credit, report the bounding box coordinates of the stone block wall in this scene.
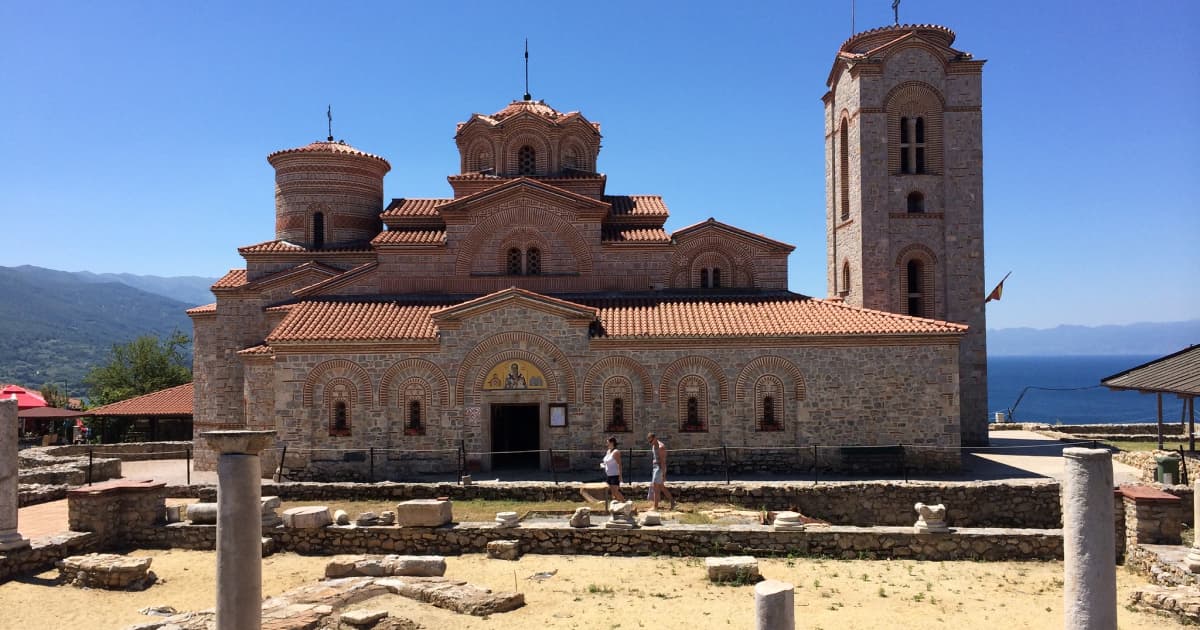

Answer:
[67,480,167,548]
[0,532,97,583]
[38,441,193,462]
[1119,486,1183,547]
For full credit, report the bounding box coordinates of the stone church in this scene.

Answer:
[189,23,987,477]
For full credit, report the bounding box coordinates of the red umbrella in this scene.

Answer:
[1,385,47,410]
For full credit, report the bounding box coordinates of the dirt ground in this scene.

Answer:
[0,549,1182,629]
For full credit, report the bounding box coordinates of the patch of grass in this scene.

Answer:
[1103,440,1190,452]
[588,583,615,595]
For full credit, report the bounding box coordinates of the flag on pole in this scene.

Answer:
[985,271,1011,303]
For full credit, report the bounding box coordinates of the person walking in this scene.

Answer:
[601,436,625,501]
[647,432,675,511]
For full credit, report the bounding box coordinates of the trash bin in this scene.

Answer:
[1155,453,1182,485]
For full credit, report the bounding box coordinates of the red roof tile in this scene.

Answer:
[238,239,374,255]
[590,296,965,338]
[86,383,193,417]
[604,195,669,217]
[238,239,306,254]
[601,227,671,243]
[264,294,964,343]
[371,230,446,245]
[186,302,217,315]
[381,198,451,218]
[237,344,273,356]
[267,140,390,166]
[212,269,248,289]
[267,301,440,343]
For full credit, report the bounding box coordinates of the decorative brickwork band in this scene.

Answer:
[659,355,730,403]
[582,355,653,403]
[302,359,374,408]
[734,356,807,401]
[378,358,449,407]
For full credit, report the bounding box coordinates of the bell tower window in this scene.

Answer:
[900,116,927,174]
[312,212,325,250]
[907,191,925,213]
[506,248,522,275]
[906,259,925,316]
[518,145,536,176]
[839,119,850,220]
[526,248,541,275]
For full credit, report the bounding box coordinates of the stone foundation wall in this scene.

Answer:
[128,521,1061,561]
[18,483,69,507]
[18,448,122,486]
[67,481,167,548]
[1125,545,1198,588]
[39,441,193,462]
[170,479,1062,528]
[0,532,97,583]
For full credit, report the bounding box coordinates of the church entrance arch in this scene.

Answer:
[490,403,540,469]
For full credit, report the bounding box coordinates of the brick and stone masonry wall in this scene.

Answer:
[37,441,193,462]
[0,532,97,583]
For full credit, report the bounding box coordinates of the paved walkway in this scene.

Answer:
[14,430,1144,538]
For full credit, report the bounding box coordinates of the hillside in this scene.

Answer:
[988,320,1200,356]
[0,266,198,395]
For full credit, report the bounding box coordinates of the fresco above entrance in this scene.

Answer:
[483,360,547,390]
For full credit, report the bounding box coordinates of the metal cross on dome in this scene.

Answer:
[892,0,900,25]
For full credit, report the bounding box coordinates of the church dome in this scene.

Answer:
[267,139,390,168]
[839,24,956,55]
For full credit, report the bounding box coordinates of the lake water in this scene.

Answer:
[988,355,1187,425]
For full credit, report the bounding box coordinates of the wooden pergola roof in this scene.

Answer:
[1101,345,1200,398]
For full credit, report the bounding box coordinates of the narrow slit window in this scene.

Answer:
[312,212,325,250]
[906,259,925,317]
[763,396,776,426]
[839,121,850,220]
[711,268,721,288]
[842,261,851,296]
[700,268,709,288]
[408,400,422,431]
[612,398,625,430]
[686,397,699,427]
[331,401,349,436]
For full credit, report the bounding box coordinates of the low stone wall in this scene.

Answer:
[1114,450,1200,485]
[1055,423,1186,436]
[67,479,167,548]
[40,441,193,462]
[1125,545,1198,588]
[17,448,121,486]
[17,483,69,507]
[168,479,1062,529]
[0,532,97,582]
[128,521,1061,562]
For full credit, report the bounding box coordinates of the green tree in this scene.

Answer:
[84,331,192,405]
[38,382,71,408]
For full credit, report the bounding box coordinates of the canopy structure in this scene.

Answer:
[85,383,194,442]
[1102,345,1200,450]
[1,384,47,410]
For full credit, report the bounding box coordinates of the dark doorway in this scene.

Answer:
[491,404,540,469]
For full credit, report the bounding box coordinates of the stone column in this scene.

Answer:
[755,580,795,630]
[204,430,274,630]
[0,398,29,551]
[1062,447,1116,630]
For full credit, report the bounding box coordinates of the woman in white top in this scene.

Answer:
[601,436,625,501]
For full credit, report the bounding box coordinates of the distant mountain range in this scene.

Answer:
[0,265,214,395]
[988,320,1199,356]
[0,263,1193,394]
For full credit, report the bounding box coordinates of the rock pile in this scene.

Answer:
[58,553,156,590]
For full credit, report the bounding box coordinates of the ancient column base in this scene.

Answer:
[0,529,29,551]
[1185,548,1200,573]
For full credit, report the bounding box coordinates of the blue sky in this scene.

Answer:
[2,1,1196,329]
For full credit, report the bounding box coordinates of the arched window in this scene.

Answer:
[611,398,625,430]
[906,259,925,317]
[506,248,522,275]
[839,119,850,220]
[762,395,776,427]
[312,212,325,250]
[526,247,541,275]
[841,261,851,297]
[907,191,925,213]
[700,268,709,288]
[711,268,721,288]
[408,400,422,432]
[331,401,350,436]
[518,145,536,176]
[900,116,927,174]
[604,377,633,433]
[679,375,707,432]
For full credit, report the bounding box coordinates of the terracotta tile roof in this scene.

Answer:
[267,301,440,343]
[587,296,966,338]
[267,140,390,166]
[85,383,193,417]
[372,230,446,245]
[604,195,669,217]
[212,269,248,289]
[381,198,451,218]
[237,344,273,356]
[601,227,671,243]
[186,302,217,315]
[238,239,306,254]
[265,293,963,343]
[238,239,375,255]
[672,218,795,252]
[432,287,598,321]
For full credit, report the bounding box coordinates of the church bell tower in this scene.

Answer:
[823,24,989,445]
